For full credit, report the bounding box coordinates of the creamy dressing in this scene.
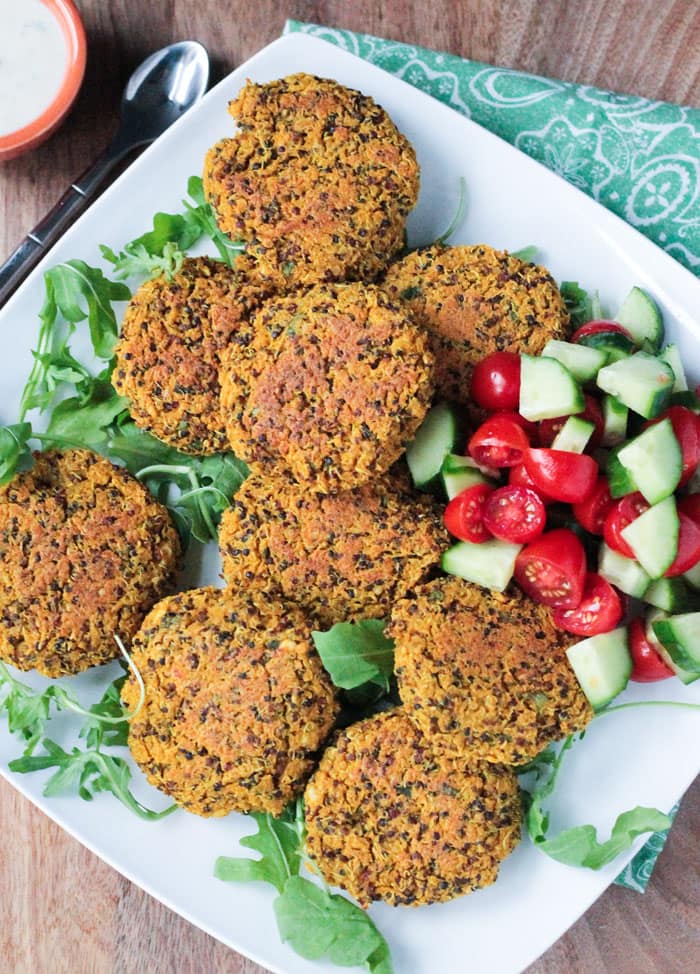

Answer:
[0,0,68,136]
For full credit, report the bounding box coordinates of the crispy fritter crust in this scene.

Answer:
[0,450,180,677]
[122,586,338,817]
[219,282,435,491]
[304,710,521,907]
[203,73,419,289]
[218,470,448,626]
[382,244,570,404]
[388,577,593,764]
[112,257,261,455]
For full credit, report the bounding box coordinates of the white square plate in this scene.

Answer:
[1,33,699,974]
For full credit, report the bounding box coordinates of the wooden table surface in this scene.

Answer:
[1,1,699,972]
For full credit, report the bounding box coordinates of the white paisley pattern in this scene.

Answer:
[285,20,690,889]
[286,21,700,274]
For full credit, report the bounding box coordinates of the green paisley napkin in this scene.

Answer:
[284,20,697,892]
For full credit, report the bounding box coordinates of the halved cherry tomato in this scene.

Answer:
[495,410,539,439]
[664,512,700,576]
[443,483,494,543]
[603,493,650,559]
[571,320,635,343]
[629,617,673,682]
[537,395,605,450]
[514,528,587,608]
[572,477,614,535]
[482,485,546,544]
[552,572,623,636]
[508,462,556,504]
[470,352,521,411]
[645,406,700,487]
[523,449,598,504]
[468,415,530,468]
[678,494,700,524]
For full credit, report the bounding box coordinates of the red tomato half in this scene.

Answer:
[537,395,605,450]
[645,406,700,487]
[664,512,700,576]
[572,477,614,535]
[629,618,674,682]
[482,485,546,544]
[470,352,521,411]
[523,449,598,504]
[443,483,494,543]
[509,463,556,504]
[678,494,700,524]
[495,410,539,439]
[603,493,650,559]
[571,320,635,343]
[514,528,587,608]
[552,573,623,636]
[468,415,530,468]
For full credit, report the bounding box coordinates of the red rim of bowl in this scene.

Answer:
[0,0,87,158]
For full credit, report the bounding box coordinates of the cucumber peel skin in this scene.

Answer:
[599,543,650,599]
[606,448,637,498]
[406,401,463,493]
[596,352,674,420]
[644,577,700,614]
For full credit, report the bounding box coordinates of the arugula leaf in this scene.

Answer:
[43,383,130,449]
[435,176,467,246]
[560,280,603,330]
[512,245,538,263]
[0,423,33,485]
[80,672,130,749]
[215,806,301,893]
[312,620,395,692]
[101,240,187,282]
[45,261,130,360]
[275,876,391,972]
[520,735,672,869]
[182,176,246,267]
[216,801,394,974]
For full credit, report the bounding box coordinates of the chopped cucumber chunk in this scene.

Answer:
[601,395,628,447]
[683,559,700,590]
[606,447,637,498]
[440,454,491,499]
[566,627,632,710]
[541,340,607,383]
[406,402,462,492]
[551,416,594,454]
[659,344,687,392]
[596,352,674,419]
[614,418,682,504]
[578,329,635,362]
[614,286,664,352]
[519,354,584,421]
[620,496,679,579]
[644,577,699,613]
[652,613,700,673]
[441,539,522,592]
[599,543,650,599]
[646,611,700,684]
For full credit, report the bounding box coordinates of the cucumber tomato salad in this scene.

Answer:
[407,284,700,712]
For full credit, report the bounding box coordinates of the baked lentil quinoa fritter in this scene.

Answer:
[112,256,262,455]
[304,710,521,907]
[388,576,593,765]
[203,73,419,290]
[121,586,338,817]
[219,282,435,492]
[382,244,570,405]
[218,468,448,626]
[0,449,180,677]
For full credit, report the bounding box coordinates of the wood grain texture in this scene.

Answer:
[1,2,699,972]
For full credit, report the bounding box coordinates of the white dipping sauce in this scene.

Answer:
[0,0,68,136]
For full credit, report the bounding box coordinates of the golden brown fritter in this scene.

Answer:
[304,710,521,907]
[0,450,180,677]
[383,244,570,404]
[122,586,338,817]
[219,282,435,492]
[388,577,592,765]
[112,257,262,455]
[218,469,447,626]
[203,73,420,290]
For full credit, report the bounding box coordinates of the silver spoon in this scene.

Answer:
[0,40,210,307]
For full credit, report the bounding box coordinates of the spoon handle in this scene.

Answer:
[0,136,138,308]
